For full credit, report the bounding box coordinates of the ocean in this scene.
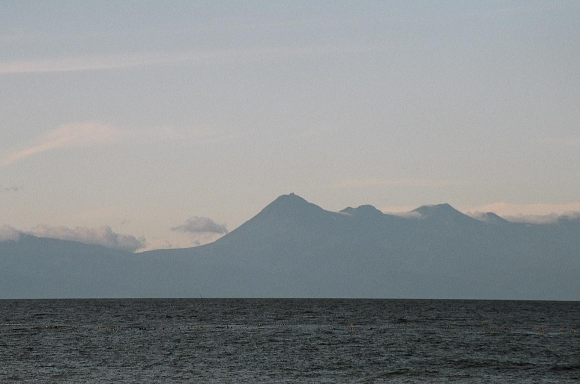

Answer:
[1,299,579,383]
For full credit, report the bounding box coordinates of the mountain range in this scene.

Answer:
[1,193,579,299]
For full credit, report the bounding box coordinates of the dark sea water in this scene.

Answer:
[1,299,579,383]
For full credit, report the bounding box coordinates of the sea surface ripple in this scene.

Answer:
[1,299,579,383]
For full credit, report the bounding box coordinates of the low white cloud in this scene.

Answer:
[335,178,466,189]
[501,212,580,225]
[465,202,580,224]
[2,122,123,166]
[388,211,423,219]
[383,202,580,223]
[171,217,228,235]
[29,225,146,252]
[381,205,422,213]
[0,225,21,242]
[0,52,168,74]
[465,202,580,217]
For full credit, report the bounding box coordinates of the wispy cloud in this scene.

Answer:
[0,44,382,75]
[171,216,229,235]
[30,225,146,252]
[1,123,123,166]
[335,178,466,189]
[1,121,237,167]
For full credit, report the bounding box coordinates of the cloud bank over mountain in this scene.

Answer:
[30,225,146,252]
[0,224,145,252]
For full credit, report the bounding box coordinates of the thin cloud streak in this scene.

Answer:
[1,123,122,166]
[0,44,383,75]
[1,122,237,167]
[335,178,467,189]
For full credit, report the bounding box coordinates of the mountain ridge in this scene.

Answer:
[1,193,579,299]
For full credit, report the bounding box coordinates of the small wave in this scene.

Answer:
[550,363,580,371]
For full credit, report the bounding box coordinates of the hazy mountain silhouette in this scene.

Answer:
[1,193,579,299]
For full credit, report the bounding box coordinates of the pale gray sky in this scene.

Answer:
[1,1,579,250]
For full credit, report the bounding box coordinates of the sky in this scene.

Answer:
[1,1,579,251]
